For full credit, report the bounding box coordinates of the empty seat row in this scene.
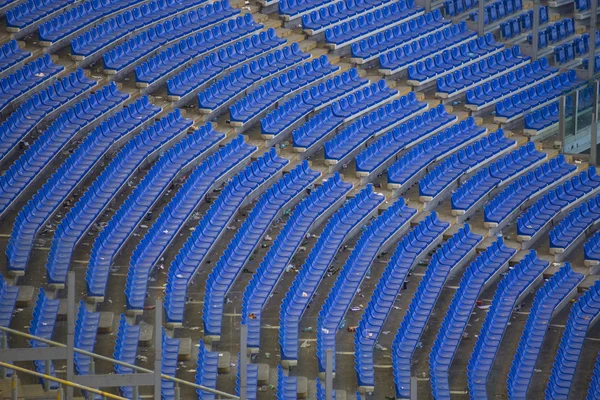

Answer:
[549,194,600,252]
[6,0,76,30]
[0,274,18,328]
[467,251,549,399]
[575,0,599,12]
[5,97,160,274]
[236,362,258,400]
[451,142,546,214]
[318,198,417,373]
[0,69,97,163]
[71,0,220,58]
[501,7,549,39]
[279,184,384,363]
[202,161,321,338]
[351,9,448,62]
[437,46,532,97]
[138,26,285,87]
[516,166,600,240]
[29,289,60,390]
[324,0,422,48]
[73,301,100,375]
[583,54,600,73]
[584,230,600,265]
[355,104,457,176]
[196,340,219,400]
[113,315,140,399]
[525,86,594,133]
[507,264,583,400]
[86,123,225,298]
[469,0,523,25]
[46,109,193,285]
[165,29,286,98]
[0,40,30,73]
[277,365,297,400]
[293,80,398,150]
[229,56,339,124]
[430,238,516,399]
[161,331,180,400]
[43,0,202,45]
[163,148,289,324]
[279,0,334,17]
[419,129,516,200]
[356,212,450,389]
[198,46,311,112]
[554,32,599,65]
[0,54,64,112]
[444,0,478,16]
[103,12,255,73]
[243,173,352,349]
[387,117,486,188]
[125,135,256,310]
[379,21,475,73]
[408,40,506,85]
[466,58,560,110]
[526,17,576,49]
[393,224,482,399]
[316,378,339,400]
[261,68,368,137]
[588,352,600,400]
[302,0,395,33]
[545,280,600,399]
[483,155,577,226]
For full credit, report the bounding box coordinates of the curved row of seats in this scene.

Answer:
[351,9,448,62]
[451,142,546,215]
[525,86,594,133]
[554,32,598,65]
[278,0,335,17]
[69,0,205,57]
[113,315,140,399]
[163,148,289,324]
[45,110,193,285]
[507,264,583,399]
[103,10,252,73]
[468,0,523,25]
[0,40,30,73]
[279,184,384,363]
[323,92,425,164]
[202,161,321,338]
[437,46,532,98]
[355,212,450,389]
[467,251,549,398]
[236,362,258,400]
[516,167,600,242]
[229,56,339,124]
[483,156,577,227]
[501,8,549,40]
[292,80,398,150]
[589,353,600,400]
[41,0,190,44]
[324,0,422,48]
[392,224,482,399]
[0,69,97,164]
[161,330,180,400]
[355,104,457,176]
[242,173,352,349]
[0,54,64,112]
[196,340,219,399]
[125,136,256,310]
[277,365,297,400]
[85,123,224,298]
[379,22,475,74]
[302,0,395,33]
[429,239,516,399]
[29,289,60,390]
[165,29,286,99]
[546,280,600,399]
[387,117,486,188]
[198,45,310,112]
[73,301,100,375]
[317,198,416,373]
[527,17,575,50]
[6,97,160,274]
[6,0,75,30]
[0,274,19,328]
[139,26,287,88]
[261,68,368,138]
[419,130,516,200]
[549,194,600,253]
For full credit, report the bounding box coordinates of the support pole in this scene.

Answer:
[0,332,6,378]
[239,324,248,400]
[58,386,64,400]
[154,299,162,400]
[67,272,75,400]
[410,377,418,400]
[11,373,18,400]
[425,0,431,12]
[532,0,540,61]
[592,80,599,165]
[477,0,484,36]
[44,360,51,391]
[325,350,333,400]
[559,95,566,146]
[590,0,597,80]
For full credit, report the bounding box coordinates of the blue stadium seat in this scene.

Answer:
[161,330,180,400]
[29,289,60,390]
[113,315,140,399]
[196,340,218,399]
[0,40,30,73]
[584,230,600,265]
[277,365,297,400]
[393,224,483,399]
[0,274,19,328]
[549,194,600,253]
[6,0,76,30]
[74,301,100,375]
[588,351,600,400]
[303,0,397,33]
[318,197,416,373]
[279,185,384,363]
[236,362,258,400]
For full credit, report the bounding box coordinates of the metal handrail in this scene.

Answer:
[0,360,127,400]
[0,326,239,399]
